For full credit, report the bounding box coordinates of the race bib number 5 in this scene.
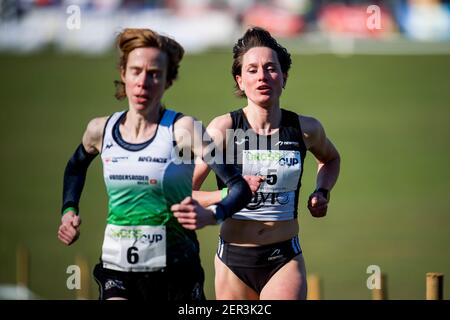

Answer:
[101,224,166,272]
[243,150,301,193]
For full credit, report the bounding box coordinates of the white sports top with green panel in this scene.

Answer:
[100,109,196,272]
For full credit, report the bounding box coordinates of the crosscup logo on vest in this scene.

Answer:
[138,233,164,244]
[245,151,300,167]
[279,157,299,167]
[108,228,164,244]
[245,151,283,161]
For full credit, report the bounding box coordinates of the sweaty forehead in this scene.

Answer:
[127,47,168,68]
[243,47,279,66]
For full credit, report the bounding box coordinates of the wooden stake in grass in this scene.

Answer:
[426,273,444,300]
[307,274,321,300]
[16,244,29,288]
[372,273,388,300]
[75,255,90,300]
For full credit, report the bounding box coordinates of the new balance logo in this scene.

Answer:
[105,143,113,149]
[271,249,281,256]
[235,137,249,145]
[275,141,299,147]
[268,248,283,261]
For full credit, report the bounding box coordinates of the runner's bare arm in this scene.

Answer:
[300,115,340,217]
[58,117,108,245]
[82,117,108,154]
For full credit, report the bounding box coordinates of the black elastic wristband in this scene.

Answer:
[207,163,252,220]
[315,187,330,201]
[61,202,79,216]
[209,204,225,224]
[61,143,97,215]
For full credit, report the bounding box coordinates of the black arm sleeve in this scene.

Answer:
[61,144,98,215]
[207,162,252,221]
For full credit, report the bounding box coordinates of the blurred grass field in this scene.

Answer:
[0,50,449,300]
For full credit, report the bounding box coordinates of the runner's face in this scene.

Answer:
[122,47,168,112]
[236,47,285,107]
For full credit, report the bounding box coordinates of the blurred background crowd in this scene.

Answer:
[1,0,450,54]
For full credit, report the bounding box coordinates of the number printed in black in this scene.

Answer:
[266,169,278,185]
[127,246,139,264]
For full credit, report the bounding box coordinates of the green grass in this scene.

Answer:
[0,51,449,299]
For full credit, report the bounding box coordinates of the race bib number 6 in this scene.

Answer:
[101,224,166,272]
